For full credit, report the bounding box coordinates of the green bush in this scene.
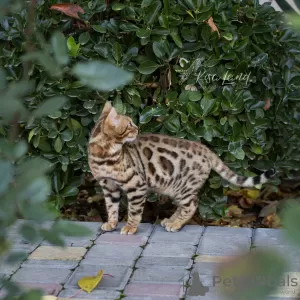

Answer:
[1,0,300,219]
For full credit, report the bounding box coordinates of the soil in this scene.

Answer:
[61,173,300,229]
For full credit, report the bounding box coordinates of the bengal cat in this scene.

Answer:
[88,101,275,234]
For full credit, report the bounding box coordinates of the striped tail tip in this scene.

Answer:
[252,168,276,186]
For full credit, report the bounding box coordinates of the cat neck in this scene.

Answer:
[88,132,123,159]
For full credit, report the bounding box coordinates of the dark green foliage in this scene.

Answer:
[1,0,300,219]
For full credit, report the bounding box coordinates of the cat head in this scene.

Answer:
[101,101,138,143]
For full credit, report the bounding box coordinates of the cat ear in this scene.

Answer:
[101,101,112,116]
[106,107,119,127]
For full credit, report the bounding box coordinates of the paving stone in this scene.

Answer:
[29,246,87,260]
[142,243,196,258]
[11,267,72,284]
[193,262,224,277]
[251,245,300,265]
[19,283,63,296]
[82,244,142,267]
[136,256,193,268]
[22,259,79,269]
[124,283,184,298]
[253,228,288,246]
[131,266,189,284]
[106,222,154,236]
[95,234,148,246]
[58,289,120,299]
[148,225,203,245]
[204,226,253,237]
[197,236,251,256]
[0,259,23,276]
[65,265,132,291]
[41,221,101,247]
[124,297,180,300]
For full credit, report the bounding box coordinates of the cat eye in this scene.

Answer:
[128,121,133,127]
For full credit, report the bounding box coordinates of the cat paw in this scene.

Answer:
[101,222,117,232]
[120,224,138,235]
[161,218,170,227]
[164,221,183,232]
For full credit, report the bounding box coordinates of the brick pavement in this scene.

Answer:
[1,221,299,300]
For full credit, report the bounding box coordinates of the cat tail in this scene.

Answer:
[210,152,276,187]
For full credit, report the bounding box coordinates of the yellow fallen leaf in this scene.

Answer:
[78,269,104,293]
[245,189,260,199]
[42,297,57,300]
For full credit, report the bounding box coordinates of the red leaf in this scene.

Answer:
[263,98,271,110]
[50,3,85,20]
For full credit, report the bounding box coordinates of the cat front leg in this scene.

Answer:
[100,179,121,232]
[121,187,147,235]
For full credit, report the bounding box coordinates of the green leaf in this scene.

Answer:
[54,136,63,153]
[290,75,300,86]
[238,26,253,36]
[164,114,180,132]
[53,221,93,237]
[218,249,287,300]
[60,186,79,197]
[201,94,216,116]
[112,3,126,10]
[51,31,69,66]
[145,0,162,25]
[78,32,90,45]
[222,32,233,41]
[20,223,39,243]
[188,91,202,101]
[136,29,151,38]
[137,61,161,75]
[113,42,122,63]
[0,160,12,195]
[170,31,183,48]
[251,53,268,66]
[152,41,166,58]
[281,200,300,247]
[33,96,68,118]
[60,129,73,142]
[228,142,245,160]
[13,140,28,160]
[72,61,133,92]
[92,25,107,33]
[139,106,166,124]
[0,68,6,90]
[67,36,80,57]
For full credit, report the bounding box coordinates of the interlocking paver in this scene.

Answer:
[95,234,148,246]
[149,225,203,245]
[19,283,63,296]
[58,289,120,299]
[197,235,251,256]
[131,266,189,284]
[29,246,87,260]
[82,243,142,267]
[136,256,193,268]
[41,221,101,247]
[103,222,153,236]
[253,228,288,246]
[204,226,253,237]
[142,243,196,258]
[124,283,184,298]
[22,259,79,269]
[11,267,72,284]
[64,265,132,291]
[124,297,179,300]
[4,222,300,300]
